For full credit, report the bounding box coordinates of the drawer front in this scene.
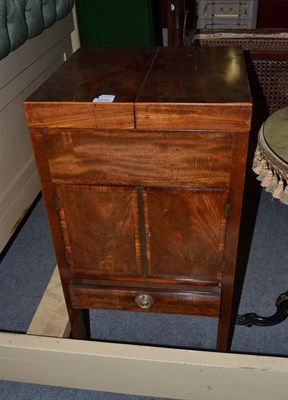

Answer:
[69,284,220,317]
[44,128,235,189]
[198,1,255,20]
[197,18,253,29]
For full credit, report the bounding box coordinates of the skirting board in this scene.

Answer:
[1,332,287,400]
[2,266,287,399]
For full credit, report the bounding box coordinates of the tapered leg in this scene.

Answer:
[70,308,91,339]
[216,284,235,352]
[216,319,232,352]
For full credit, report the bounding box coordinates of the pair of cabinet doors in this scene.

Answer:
[56,183,228,286]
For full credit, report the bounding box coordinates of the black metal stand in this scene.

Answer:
[236,291,288,327]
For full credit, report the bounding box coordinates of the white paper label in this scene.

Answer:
[93,94,115,103]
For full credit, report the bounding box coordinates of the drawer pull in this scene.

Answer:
[135,294,154,309]
[220,6,233,14]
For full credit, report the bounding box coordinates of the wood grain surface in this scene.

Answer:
[57,185,142,277]
[25,46,252,351]
[43,128,235,188]
[144,188,228,282]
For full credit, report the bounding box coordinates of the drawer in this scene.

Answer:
[69,282,220,317]
[197,18,254,29]
[198,0,255,20]
[44,128,235,188]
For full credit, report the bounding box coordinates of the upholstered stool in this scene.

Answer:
[252,106,288,204]
[237,106,288,327]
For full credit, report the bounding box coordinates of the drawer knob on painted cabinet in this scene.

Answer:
[220,7,233,14]
[135,294,154,309]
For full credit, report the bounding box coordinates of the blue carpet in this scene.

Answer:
[0,381,165,400]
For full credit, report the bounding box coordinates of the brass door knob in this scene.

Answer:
[135,294,154,309]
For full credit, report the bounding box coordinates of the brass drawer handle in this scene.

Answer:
[135,294,154,309]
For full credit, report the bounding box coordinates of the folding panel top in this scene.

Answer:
[25,46,251,131]
[135,46,252,130]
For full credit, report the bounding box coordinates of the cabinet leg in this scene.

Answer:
[217,288,234,352]
[70,308,91,339]
[216,320,231,352]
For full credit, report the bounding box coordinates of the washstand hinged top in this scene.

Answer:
[24,46,252,352]
[25,47,251,130]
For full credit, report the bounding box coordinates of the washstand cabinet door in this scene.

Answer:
[144,188,229,283]
[56,185,142,278]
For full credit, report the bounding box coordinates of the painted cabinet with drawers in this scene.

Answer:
[197,0,258,29]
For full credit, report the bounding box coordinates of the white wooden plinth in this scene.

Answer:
[1,332,287,400]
